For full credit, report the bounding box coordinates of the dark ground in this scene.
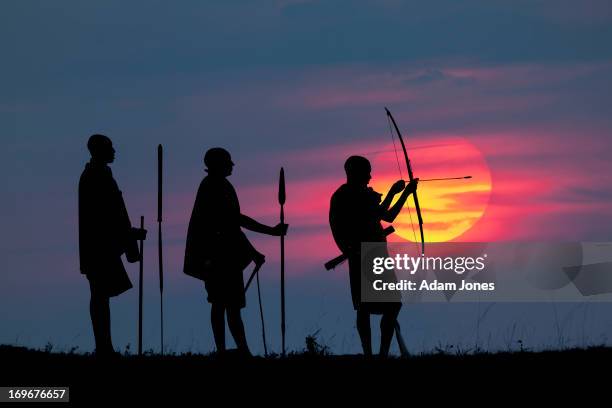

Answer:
[1,345,610,404]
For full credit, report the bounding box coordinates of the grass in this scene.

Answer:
[1,342,610,403]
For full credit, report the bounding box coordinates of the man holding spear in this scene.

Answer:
[184,148,288,356]
[78,134,147,357]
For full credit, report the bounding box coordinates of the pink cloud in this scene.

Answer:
[153,60,612,278]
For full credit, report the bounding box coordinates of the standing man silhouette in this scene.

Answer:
[78,134,147,356]
[184,147,287,356]
[329,156,417,357]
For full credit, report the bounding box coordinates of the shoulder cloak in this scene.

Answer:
[183,176,256,281]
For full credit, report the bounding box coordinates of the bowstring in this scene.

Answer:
[386,115,419,251]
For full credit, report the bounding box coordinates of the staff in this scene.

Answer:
[244,262,268,356]
[157,144,164,355]
[138,216,144,356]
[278,167,286,356]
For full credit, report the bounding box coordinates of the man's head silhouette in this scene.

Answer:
[344,155,371,186]
[204,147,234,176]
[87,134,115,164]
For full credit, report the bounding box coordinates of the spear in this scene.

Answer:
[278,167,286,356]
[157,144,164,356]
[138,216,144,356]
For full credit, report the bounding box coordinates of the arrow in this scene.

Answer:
[419,176,472,182]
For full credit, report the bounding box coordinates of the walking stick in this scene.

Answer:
[244,261,268,356]
[138,216,144,356]
[157,144,164,356]
[244,264,268,357]
[278,167,286,356]
[256,265,268,356]
[244,262,262,292]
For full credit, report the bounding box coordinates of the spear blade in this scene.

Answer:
[278,168,286,205]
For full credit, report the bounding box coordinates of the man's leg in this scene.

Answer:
[211,304,226,353]
[227,307,250,355]
[89,280,113,354]
[379,305,401,357]
[356,309,372,356]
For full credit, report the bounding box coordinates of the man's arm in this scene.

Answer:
[379,179,406,213]
[240,214,287,236]
[379,190,396,212]
[380,179,418,223]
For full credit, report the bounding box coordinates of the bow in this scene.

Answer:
[385,107,425,256]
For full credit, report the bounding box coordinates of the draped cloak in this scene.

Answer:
[183,175,256,307]
[78,162,138,297]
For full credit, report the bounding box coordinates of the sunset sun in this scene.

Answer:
[370,137,492,243]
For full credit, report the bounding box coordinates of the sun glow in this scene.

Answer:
[370,137,492,243]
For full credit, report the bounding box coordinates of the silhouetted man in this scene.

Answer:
[78,134,147,356]
[329,155,417,357]
[184,147,287,356]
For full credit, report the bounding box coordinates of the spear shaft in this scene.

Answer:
[279,168,286,356]
[138,215,144,356]
[157,144,164,356]
[256,266,268,356]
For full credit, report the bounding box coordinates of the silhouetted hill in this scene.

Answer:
[1,344,609,404]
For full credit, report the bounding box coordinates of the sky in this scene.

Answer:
[2,1,612,355]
